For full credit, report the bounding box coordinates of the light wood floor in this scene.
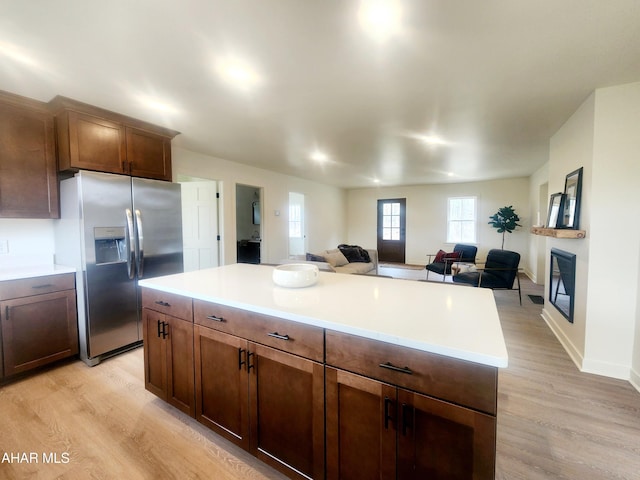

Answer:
[1,274,639,479]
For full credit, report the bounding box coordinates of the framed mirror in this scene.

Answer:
[546,192,565,228]
[549,248,576,323]
[559,167,583,229]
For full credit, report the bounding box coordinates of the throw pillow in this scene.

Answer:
[443,251,462,262]
[323,249,349,267]
[306,253,326,262]
[338,244,371,263]
[434,249,446,263]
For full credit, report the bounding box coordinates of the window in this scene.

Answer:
[447,197,477,243]
[382,201,401,240]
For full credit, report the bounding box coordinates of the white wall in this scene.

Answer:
[527,163,549,283]
[541,93,594,366]
[0,219,56,267]
[542,82,640,383]
[172,147,347,265]
[346,178,530,266]
[584,83,640,379]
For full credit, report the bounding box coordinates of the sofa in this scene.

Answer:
[286,245,378,275]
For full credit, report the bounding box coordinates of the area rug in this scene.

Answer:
[528,295,544,305]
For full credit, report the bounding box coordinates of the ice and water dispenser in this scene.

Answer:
[94,227,127,265]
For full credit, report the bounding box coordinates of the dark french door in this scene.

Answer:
[377,198,406,264]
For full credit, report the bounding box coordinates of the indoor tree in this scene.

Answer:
[488,205,521,249]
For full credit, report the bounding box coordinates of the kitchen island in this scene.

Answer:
[139,263,508,480]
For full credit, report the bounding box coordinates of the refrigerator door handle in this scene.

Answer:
[125,208,136,279]
[135,209,144,278]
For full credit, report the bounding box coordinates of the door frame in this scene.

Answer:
[377,198,406,264]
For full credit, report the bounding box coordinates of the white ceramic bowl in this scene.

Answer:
[272,263,319,288]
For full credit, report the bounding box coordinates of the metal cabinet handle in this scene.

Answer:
[379,362,413,375]
[267,332,290,341]
[238,348,246,370]
[155,300,171,307]
[161,321,169,339]
[384,396,394,429]
[31,283,53,289]
[157,319,162,338]
[401,403,413,436]
[247,351,255,372]
[206,314,225,322]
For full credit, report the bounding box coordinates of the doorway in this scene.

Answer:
[179,176,220,272]
[236,184,262,264]
[377,198,406,263]
[288,192,306,257]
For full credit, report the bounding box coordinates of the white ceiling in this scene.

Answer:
[2,0,640,188]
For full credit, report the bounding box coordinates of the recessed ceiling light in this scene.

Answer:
[310,150,329,162]
[419,134,449,146]
[358,0,403,42]
[215,56,261,90]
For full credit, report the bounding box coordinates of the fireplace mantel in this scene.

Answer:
[531,227,586,239]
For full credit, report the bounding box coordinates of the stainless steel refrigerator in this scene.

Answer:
[55,170,183,366]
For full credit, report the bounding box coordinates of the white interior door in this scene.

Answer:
[181,181,219,271]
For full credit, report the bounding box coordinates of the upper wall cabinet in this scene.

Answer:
[0,90,59,219]
[49,96,179,181]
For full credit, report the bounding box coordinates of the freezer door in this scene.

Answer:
[132,177,184,279]
[79,171,140,359]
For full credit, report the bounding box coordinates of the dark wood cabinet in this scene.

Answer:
[194,324,250,449]
[144,291,499,480]
[193,300,325,479]
[0,273,77,378]
[326,330,498,480]
[141,291,194,416]
[0,90,59,218]
[249,342,324,480]
[326,368,496,480]
[50,96,178,181]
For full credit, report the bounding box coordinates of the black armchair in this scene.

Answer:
[452,249,522,304]
[425,244,477,281]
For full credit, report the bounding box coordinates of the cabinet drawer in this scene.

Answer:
[325,330,498,415]
[194,300,324,362]
[0,273,75,300]
[141,289,193,321]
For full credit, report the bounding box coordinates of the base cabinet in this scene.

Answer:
[194,324,324,480]
[326,368,496,480]
[0,273,77,378]
[142,308,195,416]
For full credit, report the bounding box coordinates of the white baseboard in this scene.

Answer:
[630,367,640,394]
[542,308,634,382]
[541,308,583,370]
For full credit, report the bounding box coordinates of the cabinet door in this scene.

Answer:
[250,343,325,480]
[0,95,58,218]
[194,325,249,448]
[1,290,78,376]
[67,111,127,174]
[326,367,396,480]
[397,389,496,480]
[142,308,167,400]
[165,315,195,416]
[126,127,172,181]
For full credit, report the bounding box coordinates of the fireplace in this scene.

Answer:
[549,248,576,323]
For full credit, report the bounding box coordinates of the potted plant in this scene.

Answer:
[488,206,521,249]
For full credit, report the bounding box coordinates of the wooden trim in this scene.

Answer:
[531,227,586,238]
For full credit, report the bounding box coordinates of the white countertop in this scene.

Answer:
[139,263,508,368]
[0,264,76,282]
